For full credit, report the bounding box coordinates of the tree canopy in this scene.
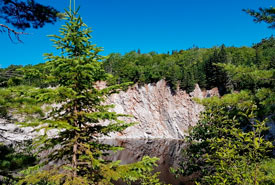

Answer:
[0,0,60,42]
[244,6,275,28]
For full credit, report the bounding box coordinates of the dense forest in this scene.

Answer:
[0,2,275,185]
[2,37,274,95]
[103,38,274,94]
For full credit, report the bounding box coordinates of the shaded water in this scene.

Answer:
[103,139,192,185]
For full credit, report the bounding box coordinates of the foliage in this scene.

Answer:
[204,45,231,94]
[0,142,36,184]
[219,63,274,92]
[2,36,274,95]
[0,0,59,30]
[0,65,23,87]
[172,92,274,184]
[103,37,274,94]
[0,9,163,185]
[219,39,275,119]
[18,156,165,185]
[171,35,274,185]
[258,159,275,184]
[0,0,61,42]
[103,48,211,93]
[253,36,275,69]
[244,6,275,28]
[199,109,273,185]
[0,85,45,118]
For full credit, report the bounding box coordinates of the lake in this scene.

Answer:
[103,138,193,185]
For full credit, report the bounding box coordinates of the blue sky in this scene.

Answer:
[0,0,274,68]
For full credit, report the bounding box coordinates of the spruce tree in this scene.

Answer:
[205,49,219,89]
[180,67,195,93]
[216,45,230,94]
[13,9,161,185]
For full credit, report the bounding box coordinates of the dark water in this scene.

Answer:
[103,138,193,185]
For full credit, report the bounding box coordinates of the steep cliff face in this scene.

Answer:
[105,80,218,139]
[0,80,219,142]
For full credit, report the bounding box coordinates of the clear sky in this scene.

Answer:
[0,0,274,68]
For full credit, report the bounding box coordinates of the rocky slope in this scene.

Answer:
[0,80,219,142]
[105,80,219,139]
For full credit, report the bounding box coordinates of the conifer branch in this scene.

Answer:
[0,24,29,43]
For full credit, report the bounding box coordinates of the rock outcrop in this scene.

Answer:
[106,80,218,139]
[0,80,219,142]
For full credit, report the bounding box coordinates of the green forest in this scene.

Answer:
[0,1,275,185]
[2,37,274,94]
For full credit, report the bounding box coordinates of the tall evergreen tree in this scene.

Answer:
[216,45,231,94]
[180,67,195,93]
[13,9,161,185]
[205,49,219,89]
[195,62,207,89]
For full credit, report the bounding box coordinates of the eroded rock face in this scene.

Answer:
[105,80,218,139]
[0,80,219,142]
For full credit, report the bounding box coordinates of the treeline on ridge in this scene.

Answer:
[103,37,274,94]
[1,36,274,95]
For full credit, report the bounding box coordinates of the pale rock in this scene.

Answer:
[105,80,218,139]
[0,80,219,142]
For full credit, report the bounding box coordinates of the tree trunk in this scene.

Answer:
[72,141,78,177]
[72,104,78,177]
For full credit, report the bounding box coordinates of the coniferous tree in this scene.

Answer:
[244,6,275,28]
[205,49,219,89]
[254,47,262,67]
[0,0,61,42]
[216,45,230,94]
[180,67,195,93]
[195,62,207,89]
[11,9,161,185]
